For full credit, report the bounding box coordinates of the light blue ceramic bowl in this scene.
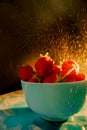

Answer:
[21,80,87,121]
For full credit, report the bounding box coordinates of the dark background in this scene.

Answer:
[0,0,87,94]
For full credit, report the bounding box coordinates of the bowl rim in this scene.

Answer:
[21,79,87,85]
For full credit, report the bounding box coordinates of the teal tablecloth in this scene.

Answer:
[0,90,87,130]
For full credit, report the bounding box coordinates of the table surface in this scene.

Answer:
[0,90,87,130]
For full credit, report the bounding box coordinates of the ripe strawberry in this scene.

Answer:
[43,73,58,83]
[52,65,61,75]
[64,72,86,82]
[60,60,79,78]
[75,72,86,81]
[64,75,77,82]
[28,77,39,82]
[35,55,54,78]
[18,65,33,81]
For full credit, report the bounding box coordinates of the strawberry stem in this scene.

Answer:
[40,52,50,58]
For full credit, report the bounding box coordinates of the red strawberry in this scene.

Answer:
[18,65,33,81]
[43,73,58,83]
[75,72,86,81]
[64,72,86,82]
[35,55,54,78]
[64,71,77,82]
[64,75,77,82]
[61,60,79,78]
[52,65,61,75]
[28,77,39,82]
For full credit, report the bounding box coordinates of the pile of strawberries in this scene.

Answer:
[18,54,87,83]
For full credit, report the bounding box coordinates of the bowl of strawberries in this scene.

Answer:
[18,53,87,121]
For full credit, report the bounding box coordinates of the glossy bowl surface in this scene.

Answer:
[21,80,87,121]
